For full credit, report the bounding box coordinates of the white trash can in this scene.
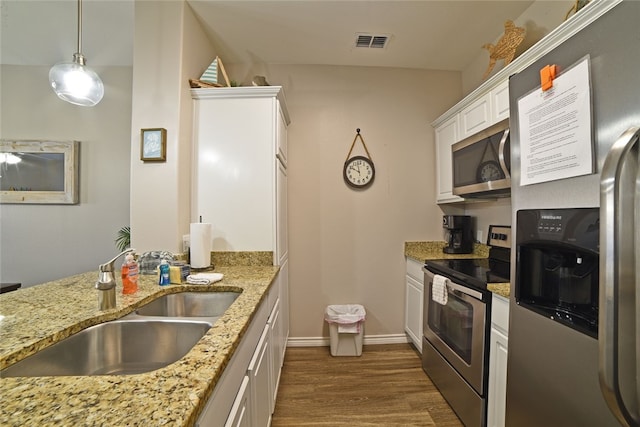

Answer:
[324,304,366,356]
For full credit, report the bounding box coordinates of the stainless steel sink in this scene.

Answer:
[134,291,240,318]
[1,319,210,377]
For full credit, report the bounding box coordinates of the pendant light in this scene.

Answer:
[49,0,104,107]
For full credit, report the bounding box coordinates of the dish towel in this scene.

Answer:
[432,274,449,305]
[186,272,224,285]
[338,323,361,334]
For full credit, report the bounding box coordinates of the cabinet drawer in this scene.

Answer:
[491,294,510,333]
[406,258,424,282]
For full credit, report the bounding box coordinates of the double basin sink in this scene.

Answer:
[1,291,240,377]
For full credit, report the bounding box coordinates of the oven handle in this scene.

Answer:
[446,280,484,301]
[423,267,484,301]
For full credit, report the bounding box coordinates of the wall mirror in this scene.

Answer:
[0,140,79,204]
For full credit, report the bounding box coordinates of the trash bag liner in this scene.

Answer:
[324,304,366,324]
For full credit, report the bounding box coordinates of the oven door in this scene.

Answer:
[423,267,488,395]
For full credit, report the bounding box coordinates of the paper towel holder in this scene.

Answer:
[190,220,214,271]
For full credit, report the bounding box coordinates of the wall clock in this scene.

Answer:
[344,128,375,189]
[344,155,375,188]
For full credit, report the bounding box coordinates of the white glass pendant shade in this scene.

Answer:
[50,53,104,107]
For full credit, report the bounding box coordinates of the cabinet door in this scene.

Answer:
[488,326,508,427]
[435,115,464,204]
[193,96,274,251]
[276,158,288,265]
[279,259,290,357]
[405,275,423,352]
[248,325,272,427]
[268,298,282,413]
[459,94,491,139]
[224,376,251,427]
[488,294,509,427]
[277,101,288,165]
[491,80,510,123]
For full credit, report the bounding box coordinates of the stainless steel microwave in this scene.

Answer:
[452,118,510,198]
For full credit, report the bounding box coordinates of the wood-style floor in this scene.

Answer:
[272,343,463,426]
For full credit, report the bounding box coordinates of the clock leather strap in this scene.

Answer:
[345,128,373,163]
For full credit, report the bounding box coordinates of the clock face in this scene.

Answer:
[477,160,504,182]
[344,156,375,188]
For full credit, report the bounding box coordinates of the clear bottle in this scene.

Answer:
[158,259,170,286]
[121,253,139,294]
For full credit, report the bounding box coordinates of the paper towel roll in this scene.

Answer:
[190,223,212,268]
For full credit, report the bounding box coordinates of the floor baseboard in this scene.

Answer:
[286,333,410,347]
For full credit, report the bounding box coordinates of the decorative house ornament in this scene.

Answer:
[565,0,590,20]
[343,129,375,189]
[189,56,231,88]
[482,20,525,79]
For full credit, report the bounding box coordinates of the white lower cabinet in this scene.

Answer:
[196,276,286,427]
[488,293,509,427]
[249,325,272,427]
[224,376,251,427]
[404,258,424,352]
[269,297,283,413]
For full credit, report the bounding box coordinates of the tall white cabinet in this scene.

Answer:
[191,86,290,261]
[191,86,290,426]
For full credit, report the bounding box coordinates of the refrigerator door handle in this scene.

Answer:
[599,125,640,427]
[498,128,511,179]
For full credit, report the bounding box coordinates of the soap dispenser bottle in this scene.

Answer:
[121,253,139,294]
[158,259,170,286]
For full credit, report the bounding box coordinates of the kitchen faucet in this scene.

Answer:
[95,249,135,310]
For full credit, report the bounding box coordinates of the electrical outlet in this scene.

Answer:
[477,230,483,243]
[182,234,190,253]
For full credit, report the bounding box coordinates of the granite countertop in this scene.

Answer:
[404,241,489,262]
[487,283,510,298]
[0,263,279,426]
[405,241,510,297]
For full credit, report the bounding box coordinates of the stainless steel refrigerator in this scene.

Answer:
[507,1,639,426]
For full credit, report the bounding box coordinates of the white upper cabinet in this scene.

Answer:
[459,93,491,140]
[490,80,510,123]
[435,115,465,204]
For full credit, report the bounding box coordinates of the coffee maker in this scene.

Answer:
[443,215,474,254]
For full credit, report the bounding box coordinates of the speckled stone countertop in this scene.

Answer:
[405,241,489,262]
[0,261,279,426]
[405,241,510,297]
[487,283,510,298]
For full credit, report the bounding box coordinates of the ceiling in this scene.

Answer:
[1,0,535,71]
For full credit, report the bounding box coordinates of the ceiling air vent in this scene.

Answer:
[355,33,390,49]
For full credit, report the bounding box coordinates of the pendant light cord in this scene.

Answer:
[77,0,82,54]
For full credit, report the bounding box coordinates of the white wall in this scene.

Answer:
[0,65,132,287]
[129,0,216,254]
[226,63,461,338]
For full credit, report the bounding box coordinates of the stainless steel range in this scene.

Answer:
[422,226,511,427]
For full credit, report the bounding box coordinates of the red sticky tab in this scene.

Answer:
[540,65,557,91]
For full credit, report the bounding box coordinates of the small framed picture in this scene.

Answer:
[140,128,167,162]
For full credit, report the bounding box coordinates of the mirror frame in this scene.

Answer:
[0,140,80,204]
